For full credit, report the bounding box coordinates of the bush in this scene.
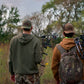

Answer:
[50,37,62,48]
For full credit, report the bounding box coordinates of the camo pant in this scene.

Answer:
[60,81,84,84]
[15,74,40,84]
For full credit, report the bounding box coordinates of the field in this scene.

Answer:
[0,44,13,84]
[40,48,56,84]
[0,44,56,84]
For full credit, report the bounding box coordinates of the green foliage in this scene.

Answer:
[53,37,62,44]
[44,24,53,34]
[42,0,56,13]
[42,0,84,35]
[7,7,20,34]
[50,37,62,48]
[0,5,7,34]
[8,7,20,25]
[0,33,15,43]
[40,47,54,84]
[0,5,20,43]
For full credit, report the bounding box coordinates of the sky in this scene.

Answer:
[0,0,50,19]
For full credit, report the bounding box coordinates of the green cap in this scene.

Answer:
[21,20,32,29]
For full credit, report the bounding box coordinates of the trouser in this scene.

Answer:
[60,80,84,84]
[15,73,40,84]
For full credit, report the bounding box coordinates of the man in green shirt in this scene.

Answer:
[9,19,42,84]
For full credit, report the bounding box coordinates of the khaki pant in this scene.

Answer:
[15,74,40,84]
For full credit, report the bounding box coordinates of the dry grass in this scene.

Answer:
[0,44,55,84]
[0,43,14,84]
[40,47,56,84]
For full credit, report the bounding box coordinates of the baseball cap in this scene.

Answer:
[63,23,74,33]
[21,20,32,29]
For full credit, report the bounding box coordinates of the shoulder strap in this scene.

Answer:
[56,44,66,54]
[70,46,76,52]
[56,44,76,54]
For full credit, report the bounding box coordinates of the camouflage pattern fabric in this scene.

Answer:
[60,80,84,84]
[56,44,83,84]
[15,74,40,84]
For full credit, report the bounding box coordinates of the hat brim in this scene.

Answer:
[21,26,31,29]
[64,31,75,33]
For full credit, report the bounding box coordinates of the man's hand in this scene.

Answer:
[10,75,15,82]
[56,80,60,84]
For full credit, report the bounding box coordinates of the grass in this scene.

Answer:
[0,44,55,84]
[0,44,14,84]
[40,47,55,84]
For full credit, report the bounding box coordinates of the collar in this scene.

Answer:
[65,37,73,38]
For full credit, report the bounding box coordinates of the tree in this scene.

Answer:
[42,0,84,34]
[0,5,20,43]
[30,12,47,37]
[7,7,20,34]
[0,5,7,34]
